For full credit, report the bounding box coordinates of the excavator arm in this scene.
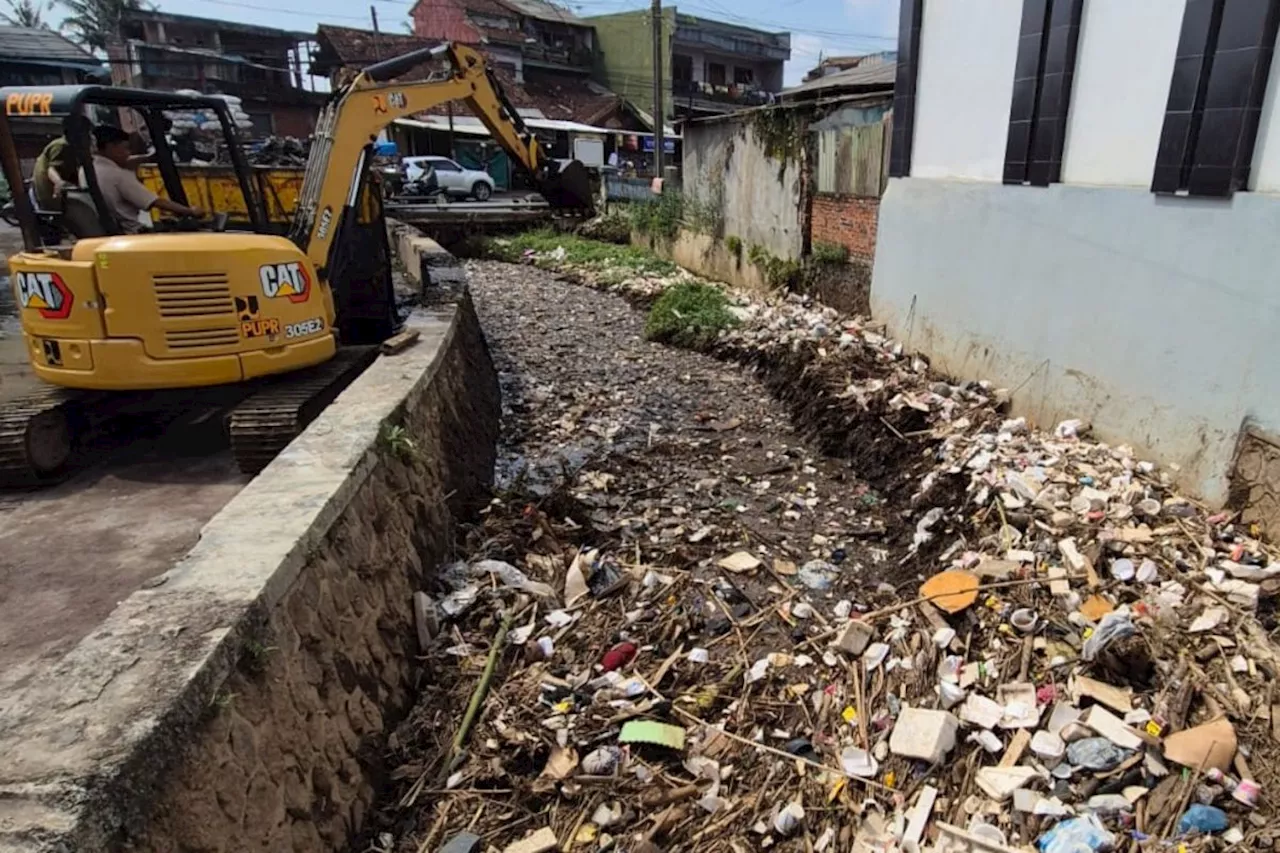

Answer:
[289,42,590,272]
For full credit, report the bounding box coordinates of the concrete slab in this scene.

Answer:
[0,441,248,687]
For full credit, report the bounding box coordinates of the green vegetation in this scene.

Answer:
[240,639,277,675]
[644,282,738,350]
[379,423,420,462]
[725,235,742,261]
[811,240,850,264]
[749,107,807,178]
[682,192,724,236]
[630,191,685,240]
[578,210,632,244]
[747,243,803,289]
[479,228,678,277]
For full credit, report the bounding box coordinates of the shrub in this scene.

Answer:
[747,244,802,289]
[578,210,631,244]
[463,229,677,276]
[644,282,738,350]
[630,191,684,240]
[725,235,742,260]
[811,240,849,264]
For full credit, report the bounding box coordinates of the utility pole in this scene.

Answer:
[650,0,664,176]
[371,6,382,59]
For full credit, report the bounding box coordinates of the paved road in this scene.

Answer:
[0,223,249,688]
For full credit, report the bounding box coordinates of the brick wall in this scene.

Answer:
[811,194,880,263]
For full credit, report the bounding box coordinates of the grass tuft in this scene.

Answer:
[643,282,738,350]
[475,229,678,277]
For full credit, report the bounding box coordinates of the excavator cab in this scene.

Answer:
[0,85,267,245]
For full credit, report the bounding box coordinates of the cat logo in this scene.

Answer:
[236,295,280,338]
[14,271,73,319]
[258,261,310,304]
[373,92,407,113]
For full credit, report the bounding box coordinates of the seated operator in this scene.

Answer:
[32,116,81,211]
[89,125,203,232]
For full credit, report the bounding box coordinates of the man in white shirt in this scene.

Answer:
[90,125,203,232]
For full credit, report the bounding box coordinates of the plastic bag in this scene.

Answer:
[1037,815,1115,853]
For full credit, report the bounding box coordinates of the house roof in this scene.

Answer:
[119,9,311,40]
[311,26,626,125]
[413,66,623,125]
[498,0,585,26]
[521,70,622,124]
[312,25,442,74]
[780,61,895,100]
[0,26,101,67]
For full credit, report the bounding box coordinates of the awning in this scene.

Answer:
[394,115,615,136]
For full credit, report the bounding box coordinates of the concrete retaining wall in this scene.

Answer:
[872,176,1280,504]
[0,297,499,852]
[632,230,772,297]
[683,116,805,261]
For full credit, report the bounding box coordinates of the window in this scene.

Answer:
[707,62,726,85]
[1152,0,1280,197]
[432,159,462,172]
[734,66,754,85]
[1002,0,1083,186]
[888,0,922,178]
[673,53,693,82]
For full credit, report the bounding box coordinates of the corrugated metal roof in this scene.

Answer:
[781,61,895,99]
[0,26,100,66]
[498,0,584,25]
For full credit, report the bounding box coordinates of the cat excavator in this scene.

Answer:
[0,42,591,484]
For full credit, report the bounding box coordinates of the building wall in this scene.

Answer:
[683,114,804,259]
[591,8,673,120]
[271,104,317,138]
[411,0,481,44]
[911,0,1020,181]
[1059,0,1184,186]
[872,0,1280,504]
[811,195,878,263]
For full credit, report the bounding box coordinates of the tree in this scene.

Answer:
[57,0,144,52]
[1,0,52,28]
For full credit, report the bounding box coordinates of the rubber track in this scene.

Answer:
[229,346,379,475]
[0,388,82,487]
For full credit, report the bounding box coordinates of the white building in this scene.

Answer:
[874,0,1280,505]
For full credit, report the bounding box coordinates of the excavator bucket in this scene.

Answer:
[539,159,594,211]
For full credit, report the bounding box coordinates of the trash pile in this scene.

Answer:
[246,135,310,167]
[360,250,1280,853]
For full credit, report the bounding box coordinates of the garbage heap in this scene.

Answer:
[373,249,1279,853]
[246,135,310,167]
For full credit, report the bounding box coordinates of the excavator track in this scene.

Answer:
[0,388,86,488]
[228,345,379,475]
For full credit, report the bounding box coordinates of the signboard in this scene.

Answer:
[641,136,677,154]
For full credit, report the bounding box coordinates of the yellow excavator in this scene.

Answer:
[0,43,591,484]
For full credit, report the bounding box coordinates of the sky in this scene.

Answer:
[39,0,899,87]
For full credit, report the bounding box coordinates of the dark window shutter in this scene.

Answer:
[1152,0,1280,197]
[889,0,922,178]
[1003,0,1082,186]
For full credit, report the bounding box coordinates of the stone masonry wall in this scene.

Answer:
[810,194,879,263]
[116,296,499,853]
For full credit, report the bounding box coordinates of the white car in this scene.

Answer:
[402,156,495,201]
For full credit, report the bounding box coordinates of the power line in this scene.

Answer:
[178,0,897,43]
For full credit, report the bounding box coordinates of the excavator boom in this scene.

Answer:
[290,43,592,271]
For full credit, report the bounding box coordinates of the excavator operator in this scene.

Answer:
[89,124,204,232]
